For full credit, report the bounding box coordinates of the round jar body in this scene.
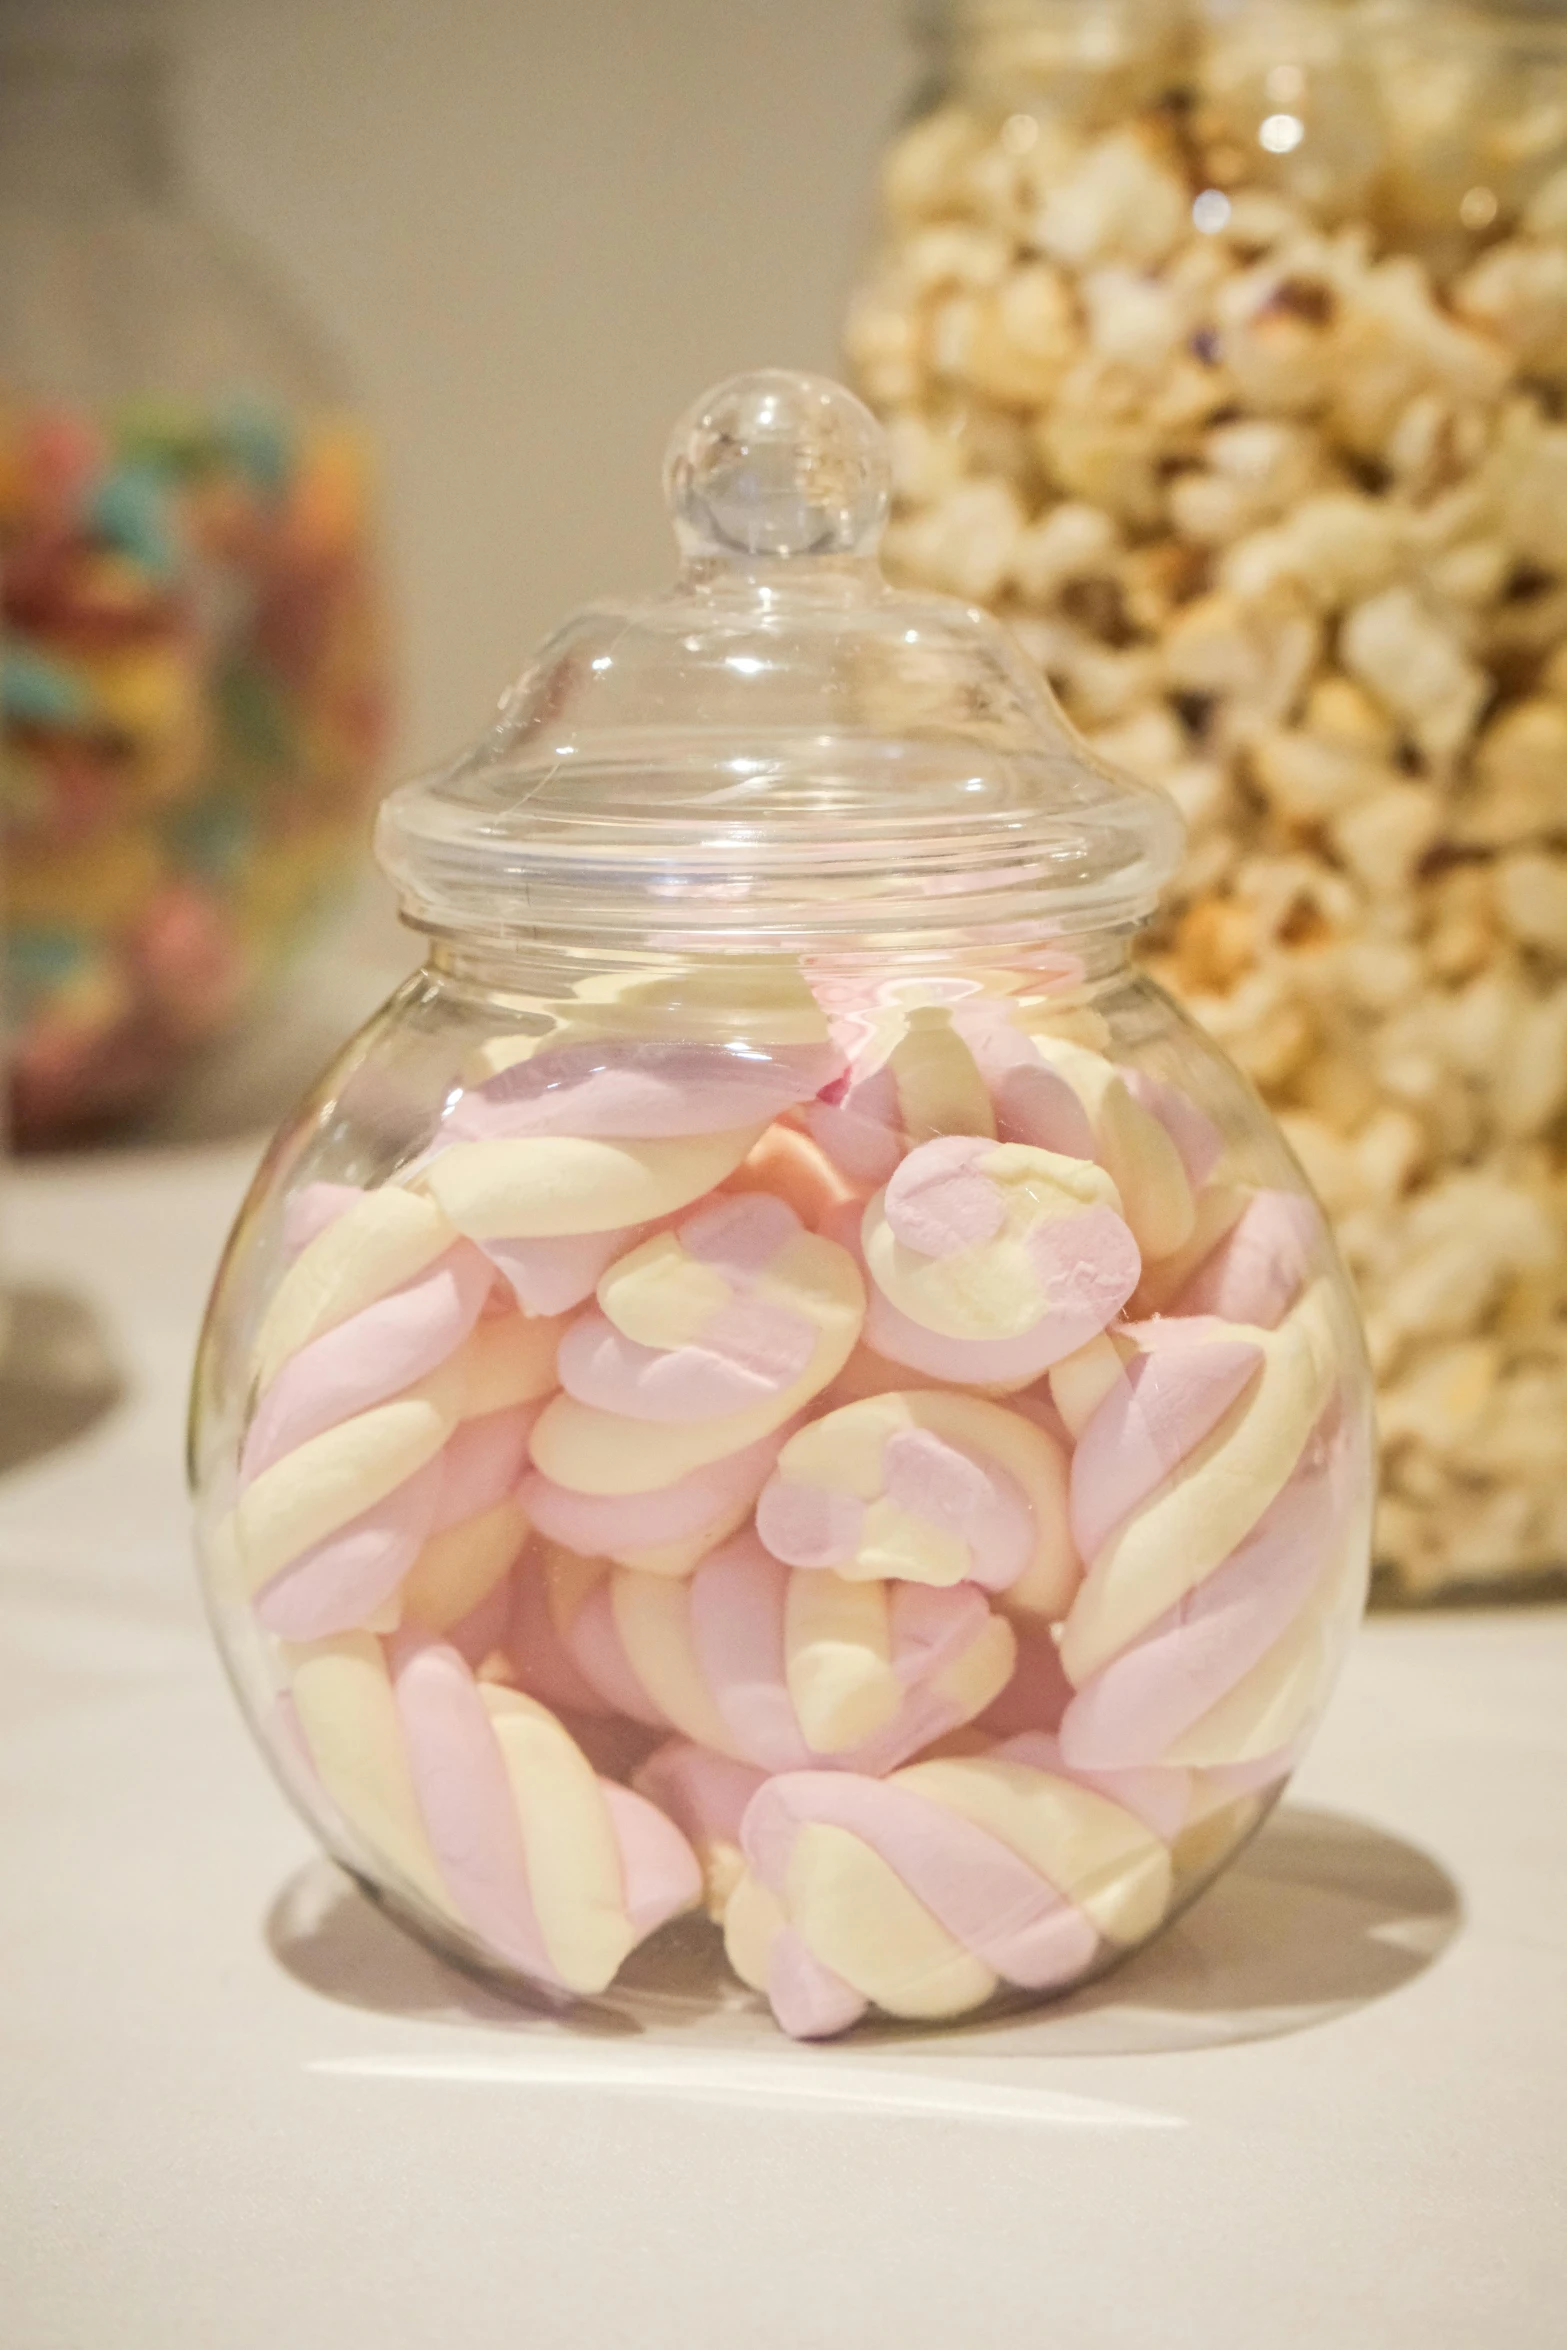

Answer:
[0,21,388,1143]
[849,0,1567,1600]
[192,936,1373,2039]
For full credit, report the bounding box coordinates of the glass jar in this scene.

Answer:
[847,0,1567,1602]
[190,372,1373,2039]
[0,0,388,1145]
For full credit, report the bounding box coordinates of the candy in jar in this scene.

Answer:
[190,373,1374,2038]
[0,10,389,1143]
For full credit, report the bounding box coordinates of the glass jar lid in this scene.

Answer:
[377,371,1183,958]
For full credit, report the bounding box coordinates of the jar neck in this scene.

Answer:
[418,925,1142,1017]
[0,34,179,207]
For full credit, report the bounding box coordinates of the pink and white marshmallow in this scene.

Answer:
[506,1530,1017,1774]
[286,1629,701,1995]
[1052,1287,1351,1770]
[723,1733,1186,2038]
[854,1135,1141,1384]
[756,1387,1077,1618]
[444,1033,844,1144]
[528,1195,864,1496]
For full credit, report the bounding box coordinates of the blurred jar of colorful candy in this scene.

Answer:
[0,1,389,1145]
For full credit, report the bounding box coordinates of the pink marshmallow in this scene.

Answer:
[254,1451,447,1641]
[520,1425,790,1559]
[767,1929,869,2039]
[989,1062,1099,1161]
[1167,1190,1320,1329]
[241,1242,494,1485]
[480,1227,640,1317]
[743,1771,1102,1995]
[882,1134,1009,1257]
[805,1065,905,1187]
[756,1421,1035,1595]
[445,1038,842,1142]
[280,1181,366,1262]
[1124,1071,1225,1191]
[428,1401,540,1533]
[1068,1321,1267,1564]
[391,1632,558,1980]
[1059,1445,1335,1770]
[598,1779,704,1938]
[977,1622,1075,1737]
[511,1530,1012,1775]
[555,1194,821,1425]
[633,1739,767,1862]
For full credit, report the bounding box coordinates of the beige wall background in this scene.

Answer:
[179,0,910,775]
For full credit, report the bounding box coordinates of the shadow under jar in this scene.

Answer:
[189,372,1374,2041]
[850,0,1567,1602]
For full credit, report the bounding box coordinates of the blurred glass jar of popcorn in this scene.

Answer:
[849,0,1567,1601]
[0,0,389,1145]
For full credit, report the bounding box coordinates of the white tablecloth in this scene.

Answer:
[2,1141,1562,2349]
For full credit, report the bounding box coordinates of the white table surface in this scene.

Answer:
[2,1138,1564,2350]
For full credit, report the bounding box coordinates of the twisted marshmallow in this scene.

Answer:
[722,1733,1186,2037]
[807,1004,999,1186]
[1132,1184,1321,1329]
[523,1425,792,1578]
[856,1135,1141,1383]
[415,1078,769,1254]
[1051,1288,1345,1768]
[507,1529,1016,1772]
[444,1032,843,1144]
[528,1197,864,1495]
[973,1029,1204,1262]
[756,1387,1077,1617]
[234,1191,561,1639]
[555,1192,849,1424]
[632,1740,767,1917]
[286,1629,700,1994]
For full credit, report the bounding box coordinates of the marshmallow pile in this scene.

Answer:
[218,971,1366,2037]
[848,8,1567,1597]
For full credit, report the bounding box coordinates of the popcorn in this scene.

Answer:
[885,477,1027,604]
[1081,266,1186,375]
[1495,989,1567,1141]
[1328,256,1511,454]
[1455,238,1567,375]
[1161,592,1321,738]
[1338,587,1489,767]
[1229,493,1405,608]
[1249,723,1390,825]
[1458,700,1567,846]
[851,30,1567,1598]
[1328,782,1442,894]
[1496,853,1567,958]
[1012,499,1121,603]
[939,263,1079,403]
[1170,419,1327,547]
[1036,369,1169,526]
[1032,130,1190,270]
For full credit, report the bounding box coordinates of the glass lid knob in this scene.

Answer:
[664,368,891,564]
